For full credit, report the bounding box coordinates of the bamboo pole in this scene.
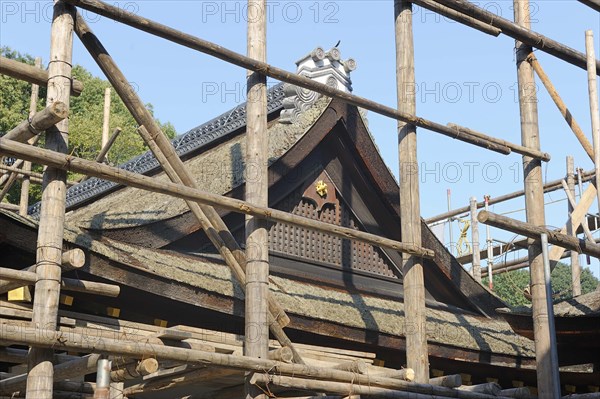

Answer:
[395,0,428,383]
[469,197,481,281]
[0,56,83,96]
[26,2,75,397]
[0,140,435,257]
[3,102,68,144]
[429,0,600,73]
[0,323,513,399]
[63,0,516,156]
[586,31,600,216]
[409,0,501,36]
[426,169,596,224]
[567,157,582,296]
[245,0,270,397]
[20,57,41,216]
[101,88,111,148]
[527,55,595,161]
[477,210,600,258]
[513,0,558,395]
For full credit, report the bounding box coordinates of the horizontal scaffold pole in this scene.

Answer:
[0,137,435,258]
[2,102,68,144]
[0,323,511,399]
[426,169,596,224]
[430,0,600,73]
[0,56,83,97]
[477,210,600,258]
[63,0,520,156]
[578,0,600,12]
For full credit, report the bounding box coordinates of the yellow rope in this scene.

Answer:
[456,218,471,257]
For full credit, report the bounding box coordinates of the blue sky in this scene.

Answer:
[2,0,600,277]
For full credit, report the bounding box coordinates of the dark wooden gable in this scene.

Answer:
[267,170,401,281]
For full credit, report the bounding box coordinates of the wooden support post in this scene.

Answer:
[245,0,269,396]
[63,0,519,156]
[484,195,493,289]
[26,2,74,398]
[395,0,428,383]
[562,180,595,242]
[2,354,100,395]
[513,0,559,396]
[469,197,481,281]
[19,57,41,216]
[0,56,83,96]
[93,357,110,399]
[528,55,595,161]
[567,156,582,296]
[101,88,111,148]
[586,30,600,216]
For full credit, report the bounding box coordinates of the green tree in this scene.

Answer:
[484,262,599,308]
[1,47,176,206]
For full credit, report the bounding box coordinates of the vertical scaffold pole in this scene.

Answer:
[514,0,560,396]
[26,2,74,398]
[245,0,269,397]
[394,0,429,383]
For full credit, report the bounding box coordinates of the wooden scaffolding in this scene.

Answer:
[1,0,599,397]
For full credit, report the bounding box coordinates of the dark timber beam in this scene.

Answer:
[578,0,600,12]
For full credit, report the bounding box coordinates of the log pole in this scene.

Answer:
[0,56,83,96]
[0,139,435,258]
[2,102,68,144]
[62,0,517,155]
[513,0,558,394]
[0,323,512,399]
[579,0,600,11]
[410,0,501,36]
[19,57,42,216]
[528,55,595,161]
[429,0,600,73]
[395,0,429,383]
[245,0,269,396]
[26,2,75,398]
[426,169,597,224]
[567,156,582,296]
[586,30,600,215]
[477,210,600,258]
[469,197,481,281]
[101,88,111,148]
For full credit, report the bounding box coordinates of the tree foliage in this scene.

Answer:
[1,47,176,205]
[484,262,599,308]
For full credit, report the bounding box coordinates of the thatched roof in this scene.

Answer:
[64,96,331,230]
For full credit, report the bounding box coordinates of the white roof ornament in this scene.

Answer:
[280,46,356,124]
